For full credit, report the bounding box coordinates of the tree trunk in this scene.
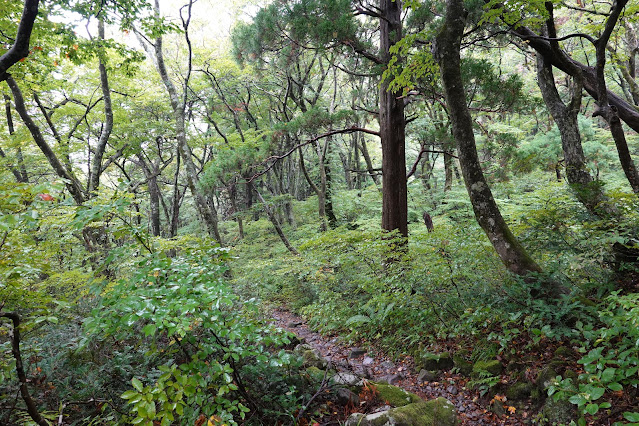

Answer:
[435,0,545,280]
[6,76,86,204]
[88,18,113,195]
[379,0,408,238]
[254,185,299,255]
[299,144,328,230]
[150,0,222,244]
[358,139,379,186]
[536,53,611,215]
[2,94,28,183]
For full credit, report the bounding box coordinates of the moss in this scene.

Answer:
[305,366,327,382]
[541,397,577,425]
[505,381,534,401]
[472,360,502,376]
[452,351,473,376]
[375,383,422,407]
[416,351,454,371]
[345,398,458,426]
[553,346,572,358]
[536,365,559,391]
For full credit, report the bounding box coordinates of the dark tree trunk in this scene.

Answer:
[379,0,408,238]
[358,139,379,186]
[435,0,545,280]
[2,94,28,183]
[444,150,454,191]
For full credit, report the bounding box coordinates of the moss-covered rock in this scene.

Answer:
[536,365,559,391]
[345,397,458,426]
[375,383,422,407]
[540,397,577,425]
[553,346,572,358]
[452,350,473,376]
[294,344,327,369]
[472,360,502,377]
[505,381,534,401]
[305,366,327,383]
[416,352,454,371]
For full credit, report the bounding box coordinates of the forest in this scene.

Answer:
[1,0,639,424]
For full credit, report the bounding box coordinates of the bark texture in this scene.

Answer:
[379,0,408,237]
[536,54,611,215]
[435,0,543,278]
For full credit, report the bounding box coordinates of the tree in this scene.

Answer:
[434,0,546,282]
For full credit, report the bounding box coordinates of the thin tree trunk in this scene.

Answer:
[358,139,379,186]
[88,18,113,194]
[6,76,85,204]
[299,145,328,230]
[0,312,49,426]
[435,0,546,282]
[150,0,222,243]
[2,94,28,182]
[254,186,299,255]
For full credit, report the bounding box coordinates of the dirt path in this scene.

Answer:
[272,308,531,425]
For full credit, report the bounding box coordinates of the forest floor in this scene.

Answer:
[272,307,532,425]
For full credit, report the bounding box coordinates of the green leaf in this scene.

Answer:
[142,323,157,336]
[121,390,139,399]
[585,403,599,415]
[608,383,623,391]
[132,377,144,392]
[624,412,639,422]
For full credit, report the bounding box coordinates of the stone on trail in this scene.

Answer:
[375,383,422,407]
[349,347,367,358]
[331,371,364,387]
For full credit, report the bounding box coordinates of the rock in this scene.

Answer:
[331,372,364,387]
[363,356,375,366]
[490,399,506,416]
[305,366,327,383]
[472,360,502,377]
[452,351,473,376]
[446,385,458,396]
[505,381,534,401]
[536,365,559,391]
[349,347,367,358]
[381,360,395,370]
[540,397,577,425]
[417,369,438,383]
[380,373,403,385]
[337,388,361,406]
[553,346,572,358]
[294,344,328,369]
[416,352,454,372]
[375,383,422,407]
[344,397,458,426]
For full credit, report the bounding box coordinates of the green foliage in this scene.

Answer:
[548,292,639,422]
[83,246,296,424]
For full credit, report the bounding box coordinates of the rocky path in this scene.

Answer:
[272,308,531,425]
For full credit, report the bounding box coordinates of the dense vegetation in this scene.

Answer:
[2,0,639,424]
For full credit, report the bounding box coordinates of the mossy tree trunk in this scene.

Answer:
[435,0,546,280]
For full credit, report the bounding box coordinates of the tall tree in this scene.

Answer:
[434,0,547,283]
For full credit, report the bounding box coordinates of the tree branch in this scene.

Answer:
[0,0,40,81]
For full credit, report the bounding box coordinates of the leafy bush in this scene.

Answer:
[83,245,298,425]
